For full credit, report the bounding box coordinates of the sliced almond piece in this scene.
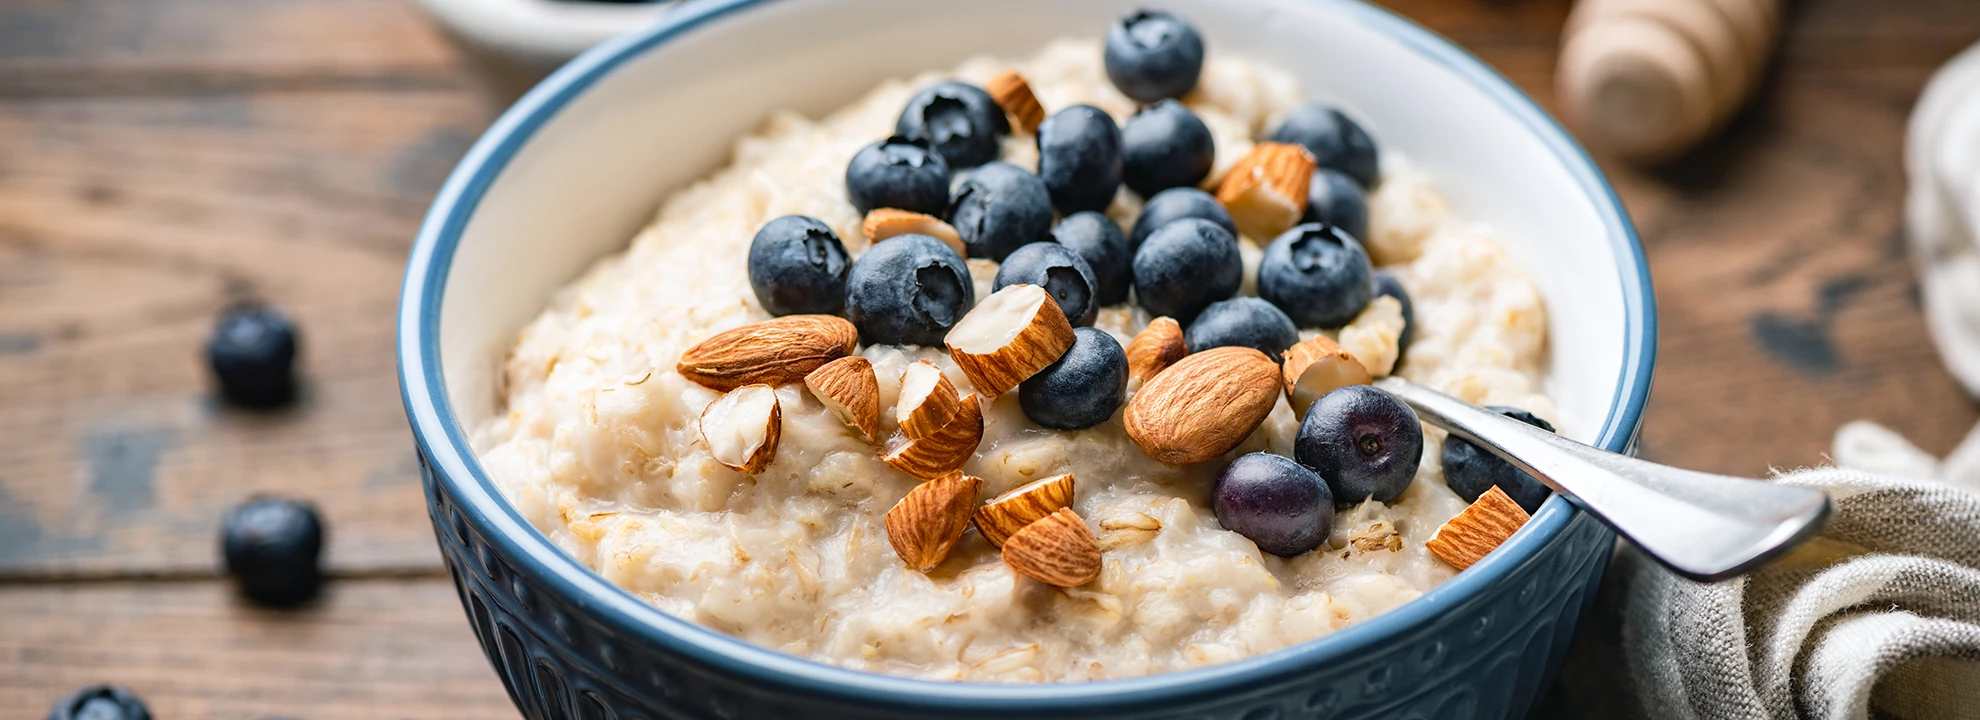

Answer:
[884,471,983,572]
[1216,142,1316,241]
[1281,335,1373,413]
[1001,507,1102,587]
[881,393,985,479]
[805,356,880,443]
[1125,317,1188,381]
[973,473,1075,547]
[678,315,858,391]
[897,360,962,440]
[945,284,1076,396]
[862,208,967,257]
[985,70,1046,134]
[1426,486,1532,571]
[698,384,782,474]
[1123,346,1282,465]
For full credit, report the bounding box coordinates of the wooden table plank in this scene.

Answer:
[0,577,512,719]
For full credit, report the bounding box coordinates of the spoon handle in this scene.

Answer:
[1375,378,1831,581]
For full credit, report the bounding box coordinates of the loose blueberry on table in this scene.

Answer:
[1258,222,1374,328]
[46,685,150,720]
[895,80,1010,169]
[1303,167,1370,241]
[845,233,974,347]
[1050,210,1133,306]
[1121,99,1215,198]
[1295,385,1424,506]
[221,495,325,607]
[1442,406,1557,514]
[747,214,850,317]
[844,135,951,216]
[1132,216,1243,324]
[207,304,299,408]
[1019,326,1129,430]
[1214,452,1335,557]
[947,161,1054,261]
[1370,268,1416,357]
[1036,104,1125,215]
[995,241,1100,327]
[1184,296,1300,360]
[1129,186,1235,251]
[1103,8,1206,102]
[1270,102,1382,189]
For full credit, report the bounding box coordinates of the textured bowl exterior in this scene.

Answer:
[400,0,1654,718]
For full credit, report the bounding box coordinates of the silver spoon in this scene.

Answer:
[1375,377,1832,581]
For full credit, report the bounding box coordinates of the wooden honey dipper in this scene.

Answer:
[1557,0,1784,161]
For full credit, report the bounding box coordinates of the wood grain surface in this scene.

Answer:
[0,0,1974,717]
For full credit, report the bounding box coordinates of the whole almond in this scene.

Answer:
[1426,485,1531,570]
[882,393,984,479]
[1125,317,1188,381]
[805,356,880,443]
[678,315,858,391]
[1001,507,1102,587]
[1123,346,1282,465]
[974,473,1075,547]
[885,472,983,572]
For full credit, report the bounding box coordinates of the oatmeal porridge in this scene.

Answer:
[471,15,1554,682]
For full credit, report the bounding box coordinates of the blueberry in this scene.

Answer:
[895,81,1010,169]
[1258,223,1373,328]
[1036,105,1124,215]
[995,242,1100,327]
[1303,168,1369,241]
[1129,186,1234,251]
[1103,9,1206,102]
[1132,217,1242,323]
[207,304,299,408]
[746,215,849,316]
[1019,327,1129,430]
[1441,407,1556,514]
[46,685,151,720]
[947,162,1053,261]
[1295,385,1423,507]
[1270,104,1380,188]
[1051,211,1132,306]
[845,135,950,216]
[222,495,325,607]
[845,234,974,346]
[1370,269,1415,358]
[1121,99,1214,198]
[1213,452,1334,557]
[1185,297,1300,360]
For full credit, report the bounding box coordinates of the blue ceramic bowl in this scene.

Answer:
[399,1,1655,717]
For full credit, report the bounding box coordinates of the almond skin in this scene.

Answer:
[678,315,858,391]
[698,384,781,474]
[863,209,966,257]
[986,70,1046,134]
[1281,335,1373,413]
[897,360,962,440]
[945,284,1076,396]
[974,473,1075,547]
[1124,346,1282,465]
[885,472,983,572]
[1125,317,1188,381]
[881,393,984,479]
[1001,507,1102,587]
[1216,142,1316,240]
[1427,485,1531,570]
[805,356,880,443]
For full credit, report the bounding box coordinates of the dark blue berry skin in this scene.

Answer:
[1214,452,1334,557]
[895,81,1010,169]
[207,305,299,408]
[1270,104,1380,188]
[1103,9,1206,103]
[1121,99,1214,198]
[845,234,974,347]
[1132,217,1242,323]
[995,242,1100,327]
[1295,385,1423,507]
[947,162,1053,261]
[1129,186,1234,251]
[1019,327,1129,430]
[1036,105,1124,215]
[1371,269,1415,358]
[1303,168,1369,241]
[746,215,849,317]
[222,496,325,607]
[1185,297,1300,360]
[1442,407,1556,514]
[1051,211,1132,306]
[46,685,151,720]
[845,136,950,216]
[1258,223,1374,328]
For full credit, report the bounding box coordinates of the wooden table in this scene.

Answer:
[2,0,1974,716]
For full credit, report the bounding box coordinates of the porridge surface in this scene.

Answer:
[471,39,1555,682]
